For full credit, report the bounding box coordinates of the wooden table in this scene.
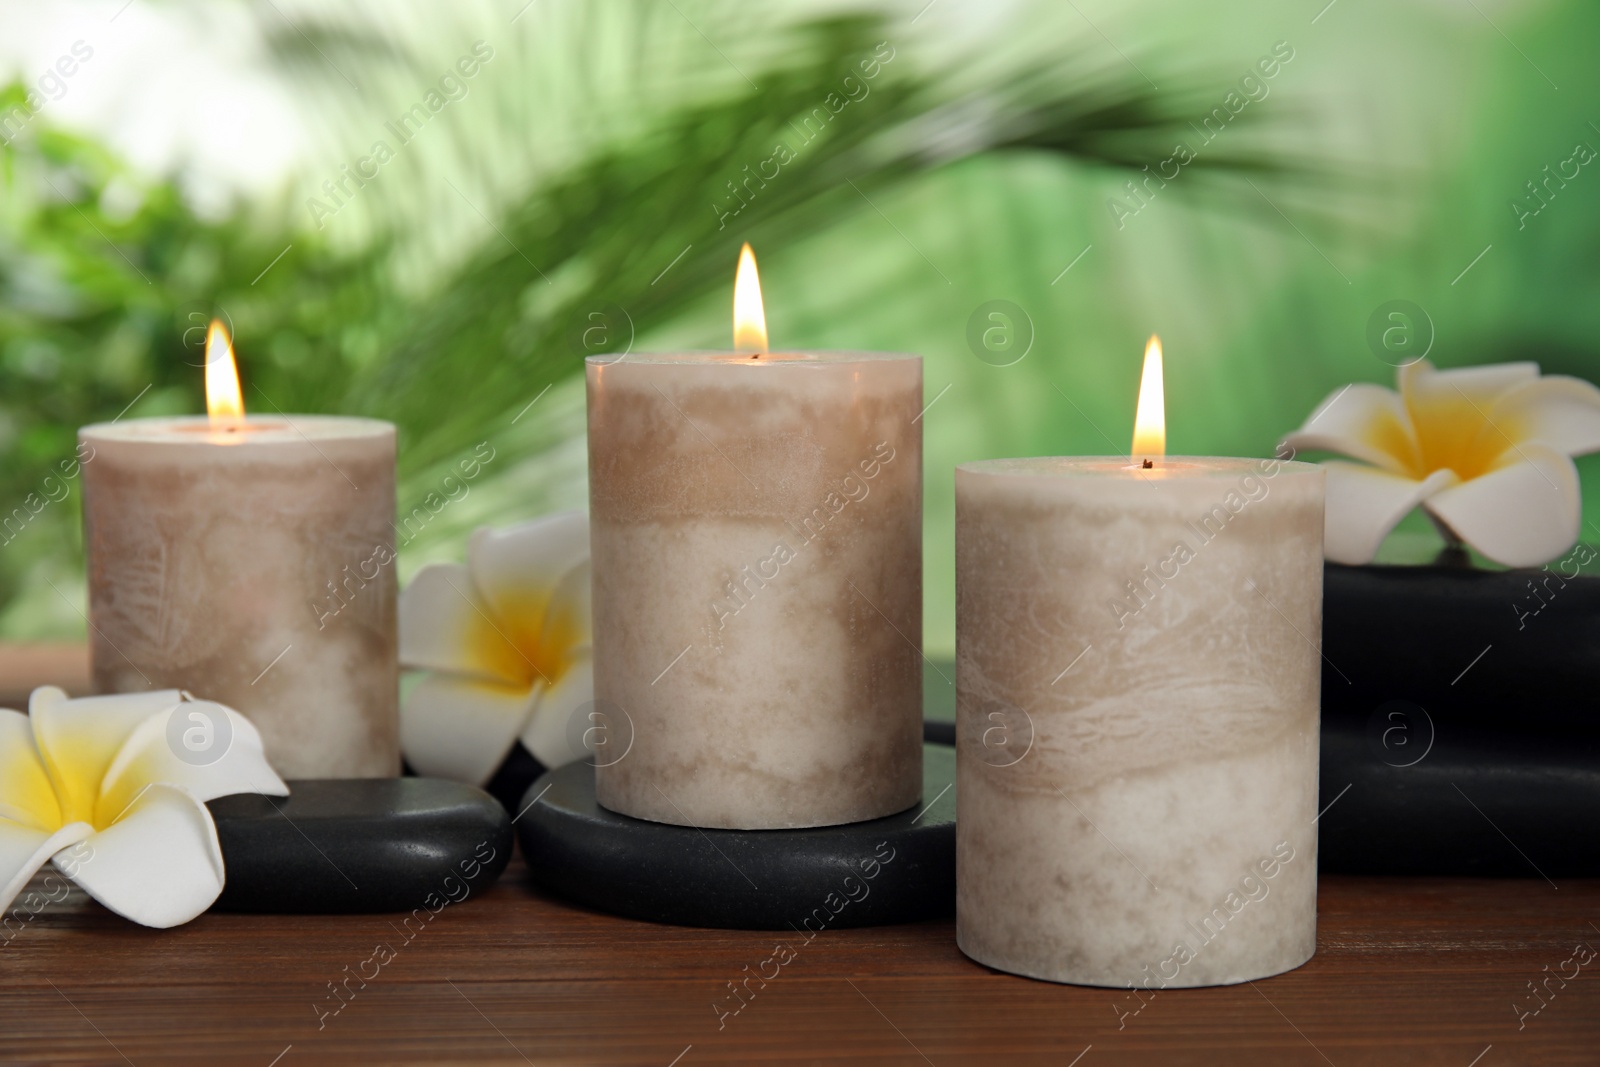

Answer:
[2,648,1597,1064]
[3,867,1596,1065]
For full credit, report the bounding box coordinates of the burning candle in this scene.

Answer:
[80,322,398,778]
[587,245,923,829]
[955,338,1324,987]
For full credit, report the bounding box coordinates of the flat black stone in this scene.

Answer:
[517,745,955,929]
[208,778,513,913]
[1319,555,1600,876]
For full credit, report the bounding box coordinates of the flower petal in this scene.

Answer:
[63,783,225,929]
[1322,462,1458,564]
[467,511,590,633]
[400,673,536,786]
[520,651,596,769]
[96,700,288,828]
[29,687,184,825]
[1401,360,1539,402]
[398,563,522,685]
[1282,383,1419,475]
[1486,375,1600,457]
[1400,360,1541,481]
[546,557,592,638]
[527,557,593,688]
[0,709,59,830]
[1423,444,1581,567]
[0,820,91,919]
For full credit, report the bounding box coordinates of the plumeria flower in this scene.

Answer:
[0,687,288,929]
[1285,360,1600,566]
[399,511,593,785]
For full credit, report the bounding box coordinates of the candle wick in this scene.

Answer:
[1141,458,1153,469]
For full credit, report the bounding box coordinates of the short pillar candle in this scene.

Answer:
[80,414,399,779]
[586,351,924,829]
[954,454,1324,987]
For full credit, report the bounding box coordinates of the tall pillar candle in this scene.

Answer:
[955,455,1324,986]
[80,415,398,778]
[586,352,923,829]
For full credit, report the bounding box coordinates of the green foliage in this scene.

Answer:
[343,15,1282,474]
[0,88,401,631]
[0,7,1283,637]
[18,0,1591,656]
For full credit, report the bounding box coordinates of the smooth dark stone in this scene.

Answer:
[408,742,549,815]
[517,745,955,928]
[209,778,513,913]
[1319,556,1600,876]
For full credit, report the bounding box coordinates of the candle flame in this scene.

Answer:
[1131,335,1165,464]
[732,242,768,354]
[205,319,245,428]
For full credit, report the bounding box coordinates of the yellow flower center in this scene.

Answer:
[0,742,63,832]
[1345,378,1525,483]
[466,588,583,691]
[1402,392,1520,482]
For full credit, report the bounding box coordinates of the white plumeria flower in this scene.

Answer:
[0,686,288,929]
[1285,360,1600,566]
[399,511,593,785]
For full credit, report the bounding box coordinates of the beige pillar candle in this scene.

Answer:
[955,454,1323,986]
[81,414,397,778]
[586,347,924,829]
[79,325,397,779]
[955,342,1324,987]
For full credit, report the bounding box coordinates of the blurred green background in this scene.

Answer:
[0,0,1596,657]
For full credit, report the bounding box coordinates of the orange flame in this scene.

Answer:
[205,320,245,429]
[1131,335,1165,465]
[732,243,768,354]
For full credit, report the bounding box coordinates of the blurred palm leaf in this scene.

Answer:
[257,4,1305,480]
[0,0,1321,638]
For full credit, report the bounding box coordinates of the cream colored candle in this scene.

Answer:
[587,349,923,829]
[955,454,1323,986]
[79,325,398,780]
[955,341,1324,987]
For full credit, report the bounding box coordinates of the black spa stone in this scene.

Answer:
[1318,551,1600,877]
[517,744,956,928]
[208,778,513,913]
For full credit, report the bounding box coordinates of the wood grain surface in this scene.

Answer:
[1,650,1596,1064]
[3,865,1597,1065]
